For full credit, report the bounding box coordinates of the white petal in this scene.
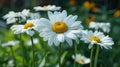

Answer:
[65,37,73,46]
[26,30,35,36]
[48,37,54,46]
[64,15,78,26]
[88,42,94,49]
[57,34,65,42]
[66,32,77,40]
[54,36,60,46]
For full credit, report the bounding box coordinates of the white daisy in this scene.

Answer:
[3,11,18,24]
[81,30,114,49]
[3,9,39,24]
[37,10,83,46]
[34,5,61,11]
[89,22,111,33]
[19,9,30,20]
[72,54,90,64]
[3,11,17,19]
[1,40,19,47]
[11,19,40,36]
[27,38,39,46]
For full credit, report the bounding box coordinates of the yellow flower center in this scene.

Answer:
[43,6,48,8]
[77,58,84,63]
[24,22,34,29]
[89,36,101,43]
[52,22,68,33]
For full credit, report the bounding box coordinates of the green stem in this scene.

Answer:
[10,46,16,67]
[19,34,25,66]
[94,45,100,67]
[43,39,46,67]
[30,36,35,67]
[39,37,46,67]
[90,47,94,67]
[78,64,82,67]
[74,42,77,67]
[59,43,62,67]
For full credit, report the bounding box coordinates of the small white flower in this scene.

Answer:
[34,5,61,11]
[20,9,30,20]
[7,60,14,67]
[89,22,111,33]
[21,9,30,16]
[3,11,17,24]
[72,54,90,65]
[3,9,36,24]
[37,10,83,46]
[1,40,19,47]
[3,11,17,19]
[11,19,40,36]
[27,38,39,46]
[81,30,114,49]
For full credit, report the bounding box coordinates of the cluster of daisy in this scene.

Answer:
[3,9,40,24]
[2,5,114,66]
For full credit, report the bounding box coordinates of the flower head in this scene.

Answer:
[69,0,77,6]
[37,10,83,46]
[34,5,61,11]
[19,9,30,20]
[3,11,18,24]
[89,22,111,33]
[81,30,114,49]
[3,9,40,24]
[72,54,90,64]
[1,40,19,47]
[83,1,95,9]
[90,7,99,13]
[11,19,40,36]
[114,9,120,18]
[86,16,95,24]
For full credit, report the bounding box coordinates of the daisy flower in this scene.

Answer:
[18,9,30,20]
[11,19,40,36]
[81,30,114,49]
[37,10,83,46]
[3,9,40,24]
[3,11,18,24]
[89,22,111,33]
[1,40,19,47]
[72,54,90,64]
[34,5,61,11]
